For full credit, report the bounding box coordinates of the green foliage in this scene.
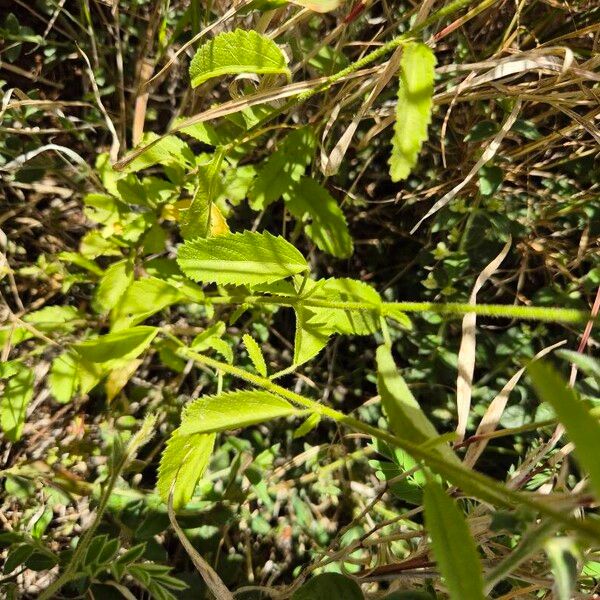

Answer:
[389,43,436,181]
[177,230,309,286]
[424,479,486,600]
[0,361,34,441]
[292,573,364,599]
[189,29,290,87]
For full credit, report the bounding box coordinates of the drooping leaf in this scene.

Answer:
[93,259,134,313]
[424,479,486,600]
[49,351,79,404]
[111,277,186,331]
[242,334,268,376]
[125,132,194,173]
[74,326,158,367]
[0,361,34,442]
[248,127,316,211]
[178,390,306,436]
[529,361,600,500]
[177,230,308,286]
[285,177,353,258]
[157,431,216,508]
[189,29,290,88]
[292,573,364,600]
[388,43,436,182]
[376,345,459,464]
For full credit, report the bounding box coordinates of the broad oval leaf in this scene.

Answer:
[189,29,290,88]
[74,326,158,365]
[424,479,486,600]
[157,431,216,509]
[177,230,308,286]
[178,390,305,436]
[0,361,34,442]
[389,43,436,182]
[529,361,600,501]
[292,573,364,600]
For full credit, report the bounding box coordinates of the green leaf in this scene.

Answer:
[23,306,81,332]
[556,349,600,387]
[93,259,134,313]
[49,352,79,404]
[111,277,186,331]
[293,412,321,438]
[376,345,459,464]
[177,230,308,286]
[0,361,34,442]
[529,362,600,500]
[74,326,158,367]
[292,573,364,600]
[125,132,193,173]
[388,43,436,182]
[178,390,305,436]
[293,278,382,365]
[248,127,316,211]
[157,431,216,508]
[545,538,580,600]
[189,29,290,88]
[424,479,485,600]
[242,334,267,376]
[285,177,353,258]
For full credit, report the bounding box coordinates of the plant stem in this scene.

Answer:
[178,347,600,542]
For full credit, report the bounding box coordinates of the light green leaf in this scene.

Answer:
[24,306,81,332]
[177,230,308,286]
[178,390,305,436]
[242,334,267,376]
[189,29,290,88]
[49,352,79,404]
[293,278,382,365]
[125,132,193,173]
[94,259,134,313]
[111,277,185,331]
[248,127,316,211]
[285,177,353,258]
[157,431,216,508]
[556,349,600,387]
[0,361,34,442]
[424,479,485,600]
[389,43,436,182]
[529,361,600,500]
[376,345,459,464]
[293,413,321,438]
[382,305,413,330]
[74,326,158,367]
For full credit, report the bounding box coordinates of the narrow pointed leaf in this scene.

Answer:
[529,361,600,500]
[376,345,459,464]
[242,334,268,377]
[389,43,436,182]
[424,479,485,600]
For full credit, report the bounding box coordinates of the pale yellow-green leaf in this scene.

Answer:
[389,43,436,182]
[242,334,267,377]
[189,29,290,88]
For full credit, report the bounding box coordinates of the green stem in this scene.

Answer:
[205,293,593,325]
[178,348,600,542]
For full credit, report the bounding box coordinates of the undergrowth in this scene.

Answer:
[1,1,599,598]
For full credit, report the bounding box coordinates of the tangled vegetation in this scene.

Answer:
[1,0,599,598]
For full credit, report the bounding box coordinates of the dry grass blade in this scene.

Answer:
[463,341,566,468]
[455,237,511,443]
[411,99,522,233]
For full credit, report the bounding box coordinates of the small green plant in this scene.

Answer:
[1,1,599,598]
